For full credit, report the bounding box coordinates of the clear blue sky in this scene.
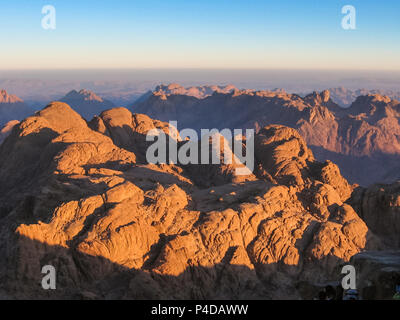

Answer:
[1,0,399,70]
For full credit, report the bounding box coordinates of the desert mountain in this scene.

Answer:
[0,89,24,104]
[1,101,398,299]
[0,90,33,127]
[60,89,116,120]
[133,86,400,186]
[152,83,237,99]
[133,84,237,105]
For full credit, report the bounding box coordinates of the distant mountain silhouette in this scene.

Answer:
[328,87,400,107]
[152,83,237,98]
[0,89,33,127]
[1,101,391,300]
[60,89,115,120]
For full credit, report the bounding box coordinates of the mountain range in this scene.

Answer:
[0,101,398,299]
[2,84,400,187]
[132,85,400,186]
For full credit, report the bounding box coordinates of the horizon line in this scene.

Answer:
[1,67,400,73]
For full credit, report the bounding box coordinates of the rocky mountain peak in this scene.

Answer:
[59,89,115,120]
[304,90,334,106]
[64,89,105,103]
[0,89,24,104]
[151,83,238,99]
[321,89,330,103]
[353,93,392,106]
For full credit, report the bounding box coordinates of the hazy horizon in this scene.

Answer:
[2,0,400,103]
[1,68,400,105]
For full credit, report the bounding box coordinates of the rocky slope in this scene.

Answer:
[133,86,400,186]
[0,101,391,299]
[60,89,116,120]
[0,90,33,127]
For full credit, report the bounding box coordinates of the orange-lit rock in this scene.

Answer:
[0,102,388,300]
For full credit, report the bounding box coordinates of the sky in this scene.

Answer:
[0,0,400,70]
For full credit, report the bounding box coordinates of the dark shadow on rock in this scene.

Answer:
[1,235,268,300]
[0,235,369,300]
[311,145,400,187]
[0,128,66,218]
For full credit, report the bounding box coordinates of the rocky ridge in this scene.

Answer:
[0,101,392,299]
[133,86,400,186]
[60,89,116,120]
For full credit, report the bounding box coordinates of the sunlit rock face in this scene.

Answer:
[0,101,391,300]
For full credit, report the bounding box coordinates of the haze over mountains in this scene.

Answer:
[0,90,33,127]
[149,83,237,99]
[60,89,116,120]
[328,87,400,107]
[0,88,117,129]
[0,101,398,299]
[2,69,400,108]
